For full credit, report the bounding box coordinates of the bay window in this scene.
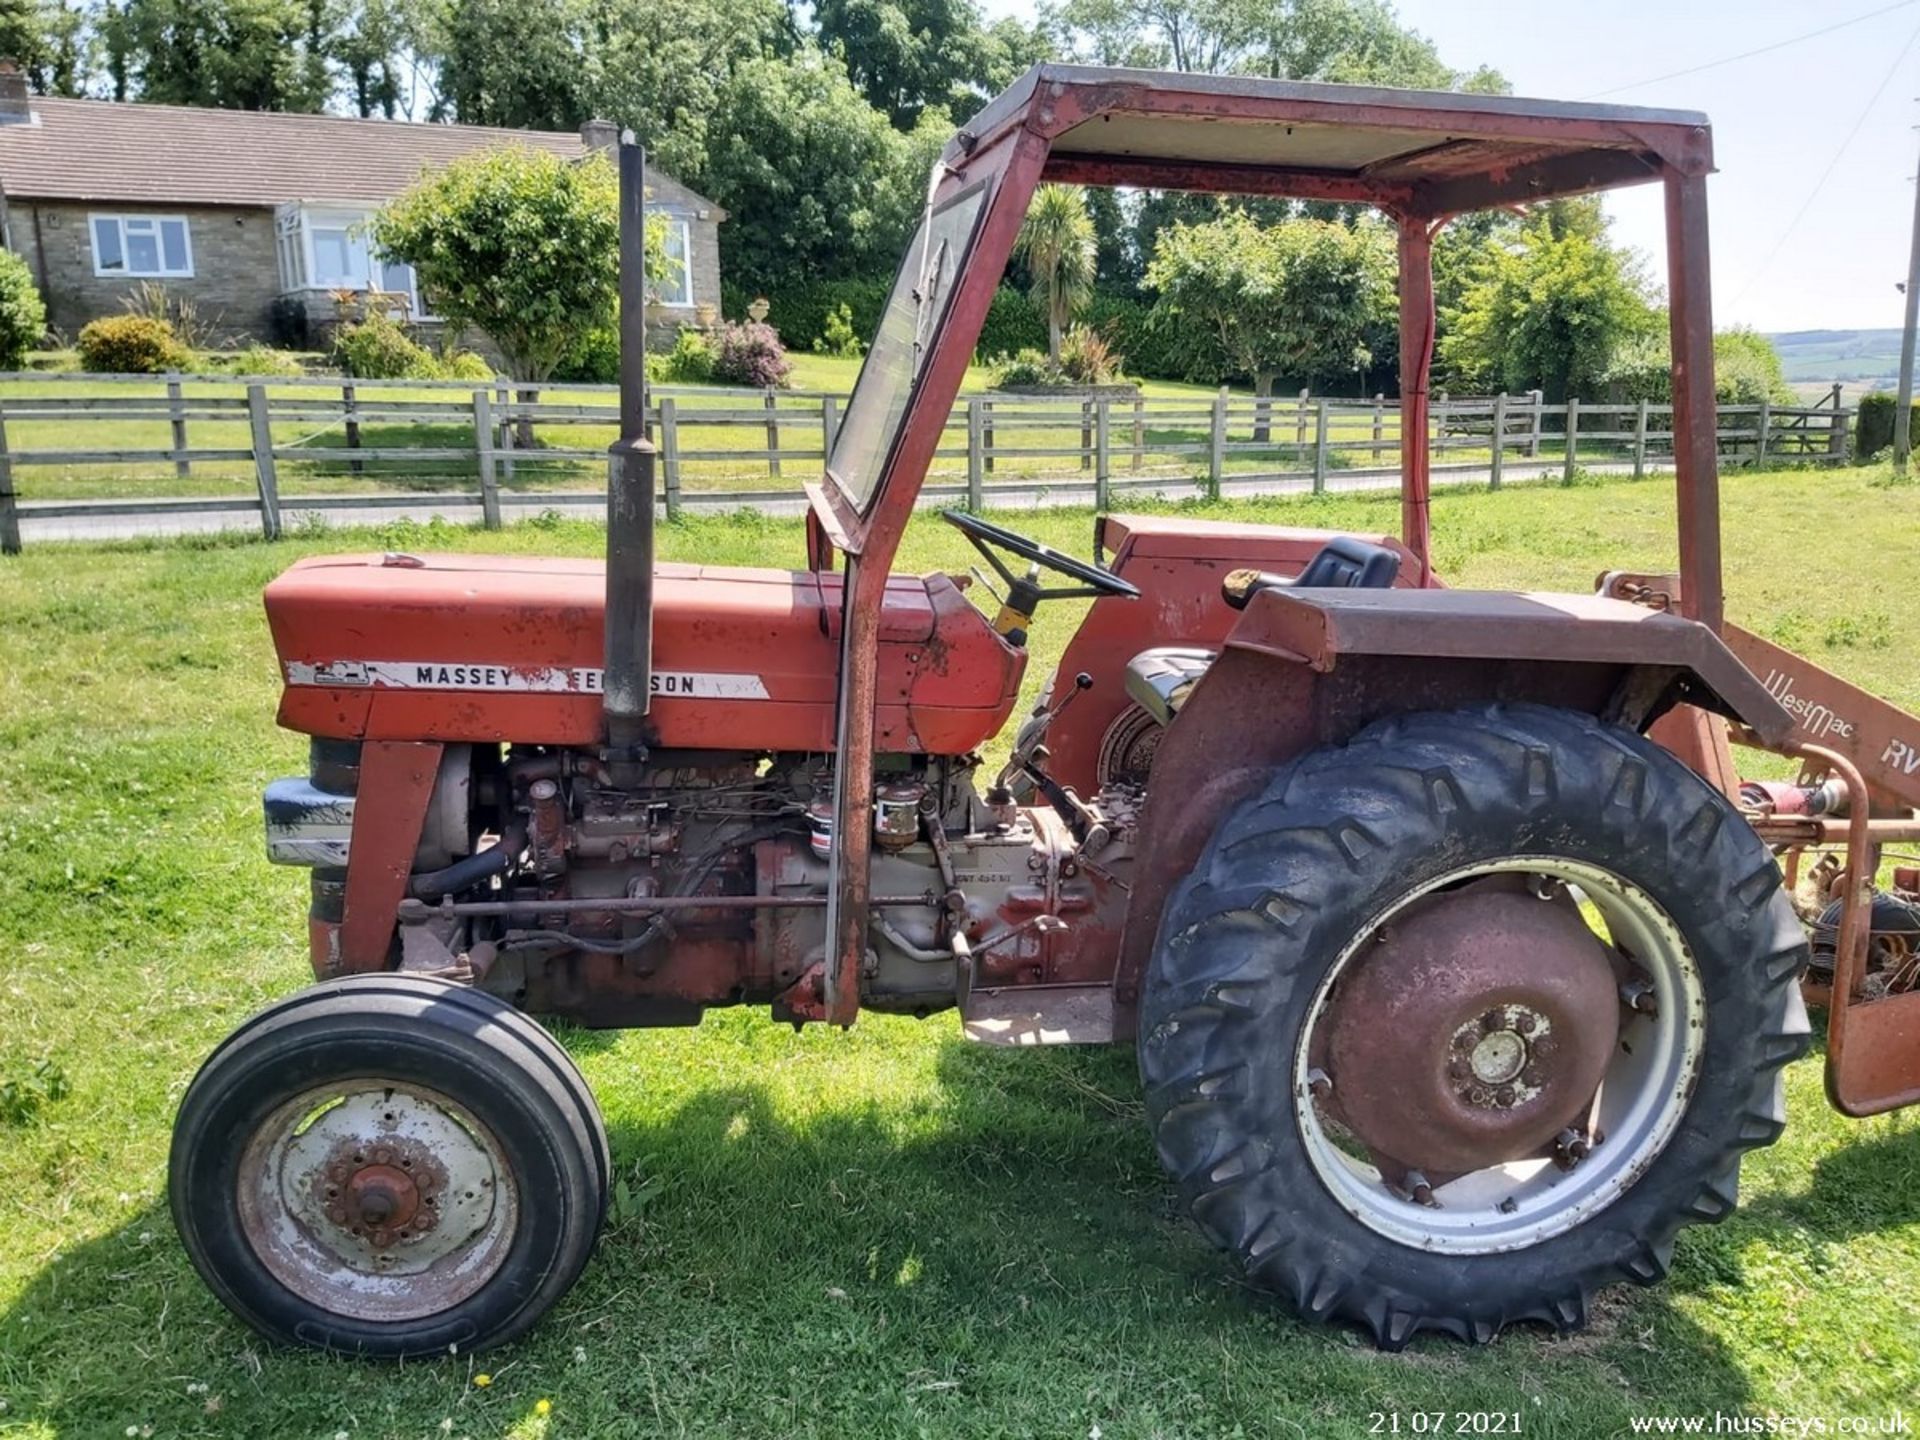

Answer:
[275,203,431,318]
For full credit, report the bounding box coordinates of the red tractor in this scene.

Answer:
[170,66,1920,1356]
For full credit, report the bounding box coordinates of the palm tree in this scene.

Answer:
[1015,185,1096,366]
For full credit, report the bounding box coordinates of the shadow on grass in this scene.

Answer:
[0,1034,1791,1438]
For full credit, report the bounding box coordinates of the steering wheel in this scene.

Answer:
[942,510,1140,604]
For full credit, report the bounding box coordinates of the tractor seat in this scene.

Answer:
[1221,535,1401,611]
[1123,537,1404,727]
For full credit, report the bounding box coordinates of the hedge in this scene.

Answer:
[724,279,1047,360]
[1856,393,1920,459]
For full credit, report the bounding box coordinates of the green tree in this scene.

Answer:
[418,0,589,129]
[0,0,93,95]
[1147,209,1393,422]
[372,144,670,386]
[333,0,417,117]
[699,46,927,294]
[1015,184,1096,364]
[1438,198,1659,401]
[103,0,333,110]
[813,0,1047,128]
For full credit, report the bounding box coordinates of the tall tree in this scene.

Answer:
[813,0,1046,129]
[419,0,589,129]
[104,0,334,110]
[1015,183,1096,364]
[332,0,416,118]
[0,0,94,95]
[1437,198,1659,401]
[699,45,925,294]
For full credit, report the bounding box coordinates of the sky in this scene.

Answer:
[978,0,1920,334]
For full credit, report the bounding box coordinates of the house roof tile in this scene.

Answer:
[0,97,716,211]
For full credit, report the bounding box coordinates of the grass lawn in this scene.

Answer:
[1,465,1918,1439]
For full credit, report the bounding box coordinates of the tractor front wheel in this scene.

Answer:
[170,975,607,1357]
[1139,704,1809,1348]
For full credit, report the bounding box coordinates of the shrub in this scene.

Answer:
[332,314,434,379]
[814,302,864,358]
[1057,324,1125,385]
[1855,393,1920,459]
[661,328,716,383]
[553,325,618,384]
[229,343,307,377]
[77,314,189,373]
[711,320,791,388]
[976,285,1048,358]
[434,348,495,381]
[988,348,1057,388]
[121,280,216,351]
[0,250,47,369]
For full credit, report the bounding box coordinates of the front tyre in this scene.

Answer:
[170,975,608,1357]
[1139,704,1809,1348]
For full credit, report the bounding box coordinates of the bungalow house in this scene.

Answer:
[0,65,725,348]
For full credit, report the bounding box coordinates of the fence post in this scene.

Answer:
[1371,393,1385,463]
[1208,389,1226,499]
[1755,399,1771,467]
[247,383,281,540]
[1080,399,1093,471]
[1294,387,1309,447]
[165,371,191,479]
[1489,391,1508,490]
[0,404,17,555]
[982,398,995,474]
[1528,390,1544,457]
[820,395,840,461]
[473,389,502,529]
[1131,395,1145,470]
[764,389,782,479]
[659,397,682,518]
[1312,398,1329,494]
[1830,394,1849,460]
[1633,397,1650,480]
[1094,399,1111,510]
[341,379,363,478]
[495,382,516,487]
[966,399,984,509]
[1561,396,1579,484]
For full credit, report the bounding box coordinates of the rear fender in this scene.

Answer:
[1109,586,1794,1038]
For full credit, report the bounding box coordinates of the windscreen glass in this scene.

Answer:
[826,177,990,511]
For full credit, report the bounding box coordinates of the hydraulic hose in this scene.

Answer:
[408,821,528,901]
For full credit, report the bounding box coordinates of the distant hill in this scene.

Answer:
[1767,328,1903,389]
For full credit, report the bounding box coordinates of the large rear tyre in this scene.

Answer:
[170,975,608,1357]
[1139,704,1809,1348]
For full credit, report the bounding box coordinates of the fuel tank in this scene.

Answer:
[267,553,1025,755]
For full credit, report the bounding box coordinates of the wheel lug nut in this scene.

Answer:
[1480,1009,1504,1031]
[329,1206,347,1224]
[1515,1013,1538,1035]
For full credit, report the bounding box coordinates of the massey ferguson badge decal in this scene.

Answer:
[284,659,770,699]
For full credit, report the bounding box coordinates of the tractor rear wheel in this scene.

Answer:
[1139,704,1809,1348]
[170,974,607,1357]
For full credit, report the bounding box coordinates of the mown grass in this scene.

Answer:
[1,466,1918,1439]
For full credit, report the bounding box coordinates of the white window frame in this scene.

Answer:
[653,215,694,308]
[90,213,194,279]
[273,202,434,320]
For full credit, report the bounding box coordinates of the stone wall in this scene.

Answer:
[8,199,281,341]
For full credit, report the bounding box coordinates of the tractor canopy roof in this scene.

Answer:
[957,64,1712,217]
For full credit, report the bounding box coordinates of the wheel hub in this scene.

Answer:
[1322,883,1621,1175]
[237,1083,515,1323]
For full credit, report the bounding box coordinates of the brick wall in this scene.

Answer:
[11,199,282,341]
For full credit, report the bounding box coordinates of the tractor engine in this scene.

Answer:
[290,742,1140,1029]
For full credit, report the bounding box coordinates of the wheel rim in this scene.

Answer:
[236,1080,518,1323]
[1293,857,1706,1255]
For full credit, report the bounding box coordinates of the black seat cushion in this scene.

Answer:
[1222,537,1401,610]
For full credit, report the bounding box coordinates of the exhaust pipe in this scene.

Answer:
[604,135,655,774]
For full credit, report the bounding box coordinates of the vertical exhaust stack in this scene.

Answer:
[604,136,655,777]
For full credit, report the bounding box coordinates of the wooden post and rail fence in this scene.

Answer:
[0,371,1855,552]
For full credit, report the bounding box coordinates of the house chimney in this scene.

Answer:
[580,118,619,154]
[0,61,31,125]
